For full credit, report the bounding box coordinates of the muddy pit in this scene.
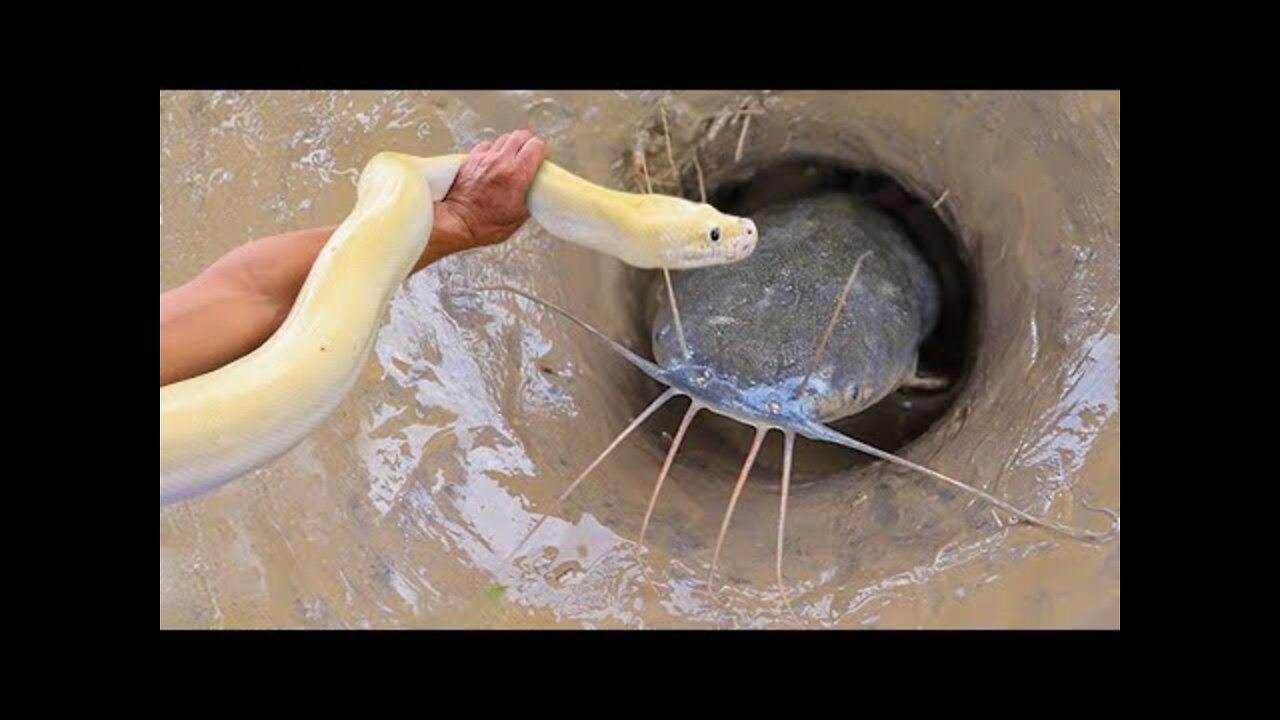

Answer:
[637,156,976,486]
[159,91,1119,628]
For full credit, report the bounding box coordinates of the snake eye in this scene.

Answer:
[710,227,721,242]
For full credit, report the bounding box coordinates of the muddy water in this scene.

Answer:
[159,91,1119,629]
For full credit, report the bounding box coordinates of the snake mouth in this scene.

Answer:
[680,214,758,268]
[731,217,758,259]
[672,229,757,268]
[724,233,757,263]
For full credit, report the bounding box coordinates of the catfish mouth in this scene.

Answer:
[656,359,822,431]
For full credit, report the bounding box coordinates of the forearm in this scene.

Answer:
[160,203,475,386]
[159,225,328,386]
[159,266,282,387]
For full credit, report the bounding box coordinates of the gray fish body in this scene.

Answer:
[652,193,940,423]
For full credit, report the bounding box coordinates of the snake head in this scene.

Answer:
[646,197,758,269]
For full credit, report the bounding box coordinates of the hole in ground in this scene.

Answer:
[637,155,978,488]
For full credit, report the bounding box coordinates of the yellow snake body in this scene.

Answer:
[160,152,756,505]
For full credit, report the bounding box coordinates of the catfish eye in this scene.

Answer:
[709,227,721,242]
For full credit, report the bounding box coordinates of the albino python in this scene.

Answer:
[160,151,758,506]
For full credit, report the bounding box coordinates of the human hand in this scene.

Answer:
[427,130,548,263]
